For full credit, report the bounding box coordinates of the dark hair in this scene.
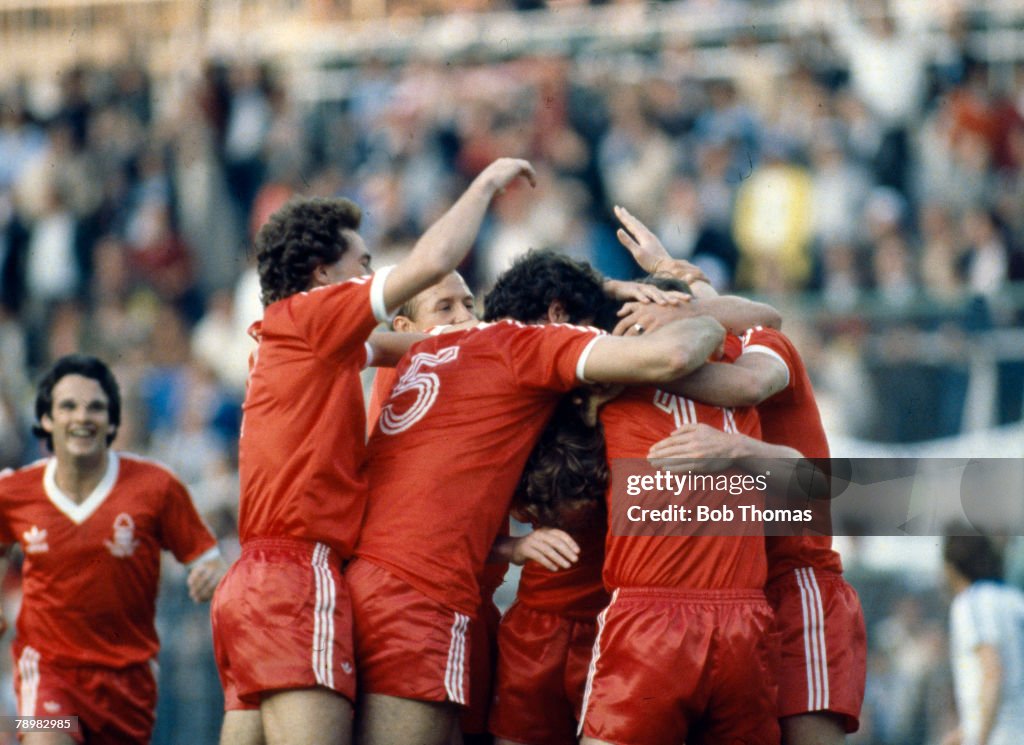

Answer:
[256,197,362,306]
[513,391,608,531]
[33,354,122,450]
[943,532,1004,584]
[483,249,616,329]
[642,274,692,294]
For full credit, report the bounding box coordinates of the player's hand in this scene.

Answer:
[478,157,537,194]
[602,279,689,307]
[509,528,580,571]
[648,423,738,473]
[188,556,228,603]
[613,300,695,337]
[614,205,669,274]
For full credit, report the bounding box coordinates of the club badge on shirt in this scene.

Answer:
[105,513,140,558]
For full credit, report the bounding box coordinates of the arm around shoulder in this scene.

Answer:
[583,316,725,385]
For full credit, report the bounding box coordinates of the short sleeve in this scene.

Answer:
[962,585,1004,649]
[502,322,602,392]
[740,326,793,392]
[157,474,218,565]
[286,270,392,362]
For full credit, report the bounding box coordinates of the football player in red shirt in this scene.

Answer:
[488,392,611,745]
[350,250,725,745]
[0,354,224,745]
[212,158,538,745]
[366,270,499,745]
[624,210,867,745]
[482,255,783,745]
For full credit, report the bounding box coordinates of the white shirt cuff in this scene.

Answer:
[370,265,396,324]
[575,336,602,384]
[186,546,222,569]
[741,345,791,388]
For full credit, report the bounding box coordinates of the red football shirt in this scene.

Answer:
[366,366,399,435]
[600,386,766,590]
[356,320,602,617]
[0,454,217,667]
[739,326,843,580]
[238,270,391,557]
[368,362,509,601]
[516,519,609,621]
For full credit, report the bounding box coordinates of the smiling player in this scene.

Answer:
[0,354,224,745]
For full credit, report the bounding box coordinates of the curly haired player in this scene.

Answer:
[212,158,537,745]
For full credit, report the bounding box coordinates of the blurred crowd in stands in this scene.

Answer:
[0,0,1023,741]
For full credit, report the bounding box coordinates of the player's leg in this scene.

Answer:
[690,595,779,745]
[781,712,847,745]
[261,688,352,745]
[219,709,266,745]
[356,693,456,745]
[489,603,578,745]
[577,591,700,745]
[767,569,866,744]
[349,560,473,745]
[213,542,357,745]
[21,735,76,745]
[456,594,498,745]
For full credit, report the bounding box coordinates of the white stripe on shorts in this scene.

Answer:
[795,567,829,710]
[311,543,336,689]
[578,588,618,737]
[444,613,470,704]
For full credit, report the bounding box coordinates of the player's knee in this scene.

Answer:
[780,712,846,745]
[356,694,457,745]
[219,709,266,745]
[262,688,353,745]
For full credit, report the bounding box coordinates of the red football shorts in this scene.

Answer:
[765,567,866,732]
[461,595,500,734]
[211,538,356,709]
[13,643,156,744]
[489,601,598,745]
[578,588,779,745]
[348,559,472,705]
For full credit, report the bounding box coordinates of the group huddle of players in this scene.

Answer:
[207,157,867,745]
[0,156,866,745]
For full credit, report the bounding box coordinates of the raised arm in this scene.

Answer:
[382,158,536,313]
[614,205,709,287]
[583,316,725,385]
[612,205,781,334]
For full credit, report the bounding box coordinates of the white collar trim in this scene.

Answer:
[43,452,120,525]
